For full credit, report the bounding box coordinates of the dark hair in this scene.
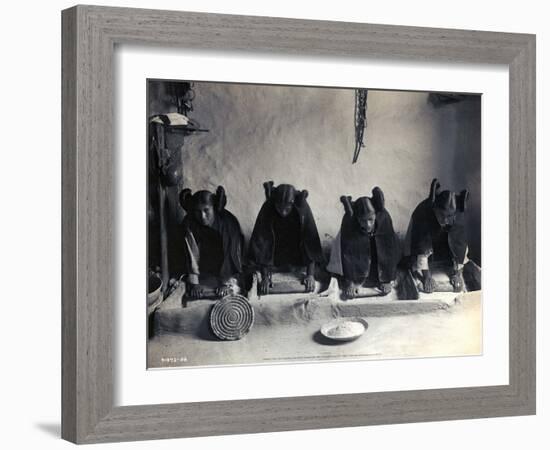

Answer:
[192,190,215,207]
[273,184,296,204]
[433,190,456,213]
[179,186,227,213]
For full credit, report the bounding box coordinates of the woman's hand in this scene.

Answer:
[379,282,392,295]
[342,279,357,300]
[259,274,272,295]
[303,274,315,293]
[450,270,465,293]
[422,270,436,293]
[188,283,204,299]
[216,285,232,298]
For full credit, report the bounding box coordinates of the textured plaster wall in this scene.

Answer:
[149,81,481,264]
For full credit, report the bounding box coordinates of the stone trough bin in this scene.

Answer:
[151,276,467,338]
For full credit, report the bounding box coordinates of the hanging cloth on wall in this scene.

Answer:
[353,88,368,164]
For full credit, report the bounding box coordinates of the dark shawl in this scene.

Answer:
[409,198,468,264]
[248,198,324,268]
[182,209,244,280]
[340,205,400,284]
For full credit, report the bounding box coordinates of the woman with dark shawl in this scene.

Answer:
[248,181,324,295]
[407,178,469,293]
[178,186,244,299]
[327,187,400,299]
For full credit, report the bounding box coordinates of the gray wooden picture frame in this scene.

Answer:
[61,4,536,444]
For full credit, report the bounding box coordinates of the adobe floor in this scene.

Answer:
[147,289,481,368]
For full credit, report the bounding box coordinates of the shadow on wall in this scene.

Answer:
[148,81,481,267]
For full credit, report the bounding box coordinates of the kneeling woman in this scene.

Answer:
[179,186,244,299]
[248,181,324,295]
[327,187,400,299]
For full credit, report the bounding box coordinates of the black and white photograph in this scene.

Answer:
[1,0,544,446]
[146,79,482,368]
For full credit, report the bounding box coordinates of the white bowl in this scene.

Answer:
[320,317,368,342]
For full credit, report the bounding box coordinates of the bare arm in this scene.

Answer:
[259,266,272,295]
[304,261,316,292]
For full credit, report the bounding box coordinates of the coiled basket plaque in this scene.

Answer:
[209,294,254,341]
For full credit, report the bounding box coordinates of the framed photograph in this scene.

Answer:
[146,79,483,369]
[62,5,536,444]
